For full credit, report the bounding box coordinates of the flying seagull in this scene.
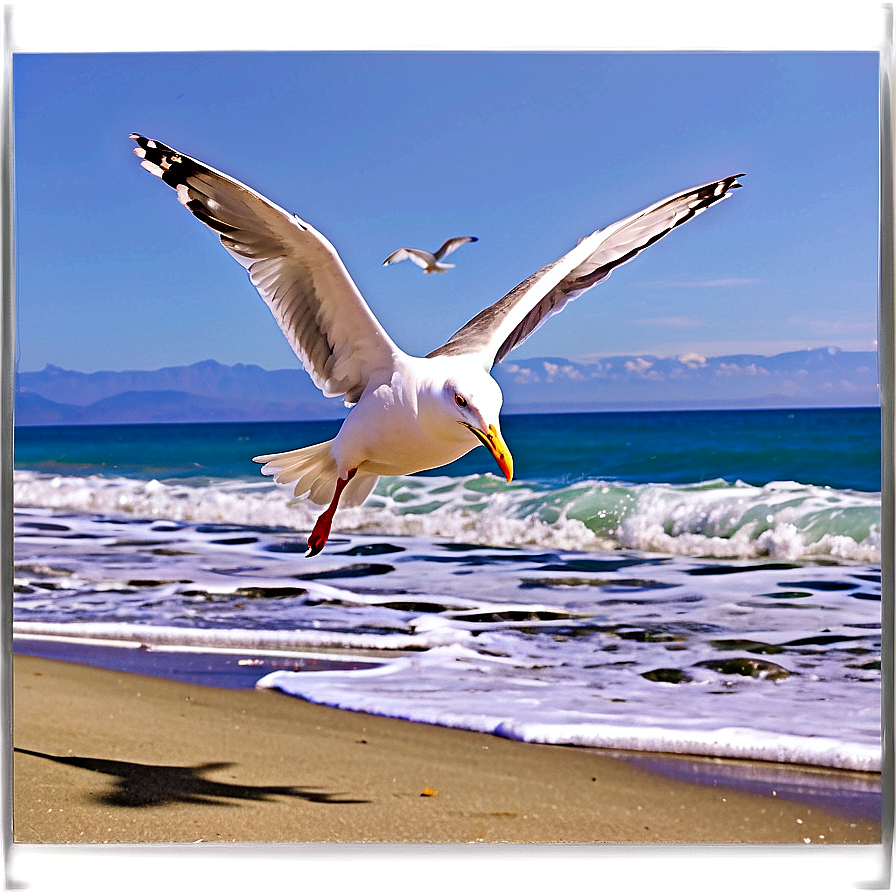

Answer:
[130,134,741,556]
[382,236,478,273]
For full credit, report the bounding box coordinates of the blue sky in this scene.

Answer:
[13,50,880,374]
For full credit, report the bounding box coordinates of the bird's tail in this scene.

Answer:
[253,440,378,508]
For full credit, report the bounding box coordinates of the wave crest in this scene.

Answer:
[14,469,880,563]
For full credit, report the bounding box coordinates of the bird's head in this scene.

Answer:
[440,365,513,482]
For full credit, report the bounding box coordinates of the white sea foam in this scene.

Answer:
[14,469,880,562]
[13,503,881,773]
[257,644,881,772]
[11,620,456,652]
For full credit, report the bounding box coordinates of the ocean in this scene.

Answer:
[13,407,883,796]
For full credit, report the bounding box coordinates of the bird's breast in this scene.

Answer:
[333,386,477,477]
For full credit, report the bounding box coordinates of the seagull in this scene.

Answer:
[382,236,478,273]
[130,134,742,556]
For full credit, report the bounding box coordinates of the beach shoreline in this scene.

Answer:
[12,653,881,845]
[13,633,884,818]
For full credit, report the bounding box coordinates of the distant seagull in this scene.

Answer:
[130,133,741,556]
[382,236,478,273]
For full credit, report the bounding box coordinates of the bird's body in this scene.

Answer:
[382,236,478,273]
[328,354,495,478]
[130,133,741,555]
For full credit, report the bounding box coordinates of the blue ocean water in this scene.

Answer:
[12,407,883,776]
[13,407,882,491]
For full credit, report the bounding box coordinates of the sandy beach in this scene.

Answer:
[12,653,880,845]
[8,655,883,894]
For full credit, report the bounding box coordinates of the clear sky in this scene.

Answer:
[13,49,880,374]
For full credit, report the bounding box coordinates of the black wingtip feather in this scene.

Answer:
[130,133,197,190]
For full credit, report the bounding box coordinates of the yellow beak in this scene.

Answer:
[462,422,514,482]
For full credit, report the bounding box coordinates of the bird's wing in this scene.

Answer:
[433,236,478,260]
[130,134,400,405]
[427,175,742,368]
[382,247,435,269]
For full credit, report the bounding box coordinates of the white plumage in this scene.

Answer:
[131,133,742,555]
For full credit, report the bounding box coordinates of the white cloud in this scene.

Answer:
[713,362,770,377]
[506,363,538,383]
[625,357,654,373]
[624,357,664,380]
[677,352,706,368]
[542,361,587,382]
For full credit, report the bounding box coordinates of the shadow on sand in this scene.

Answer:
[15,747,370,808]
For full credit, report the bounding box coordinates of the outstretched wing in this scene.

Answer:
[382,247,435,269]
[433,236,478,260]
[427,175,742,368]
[130,134,400,405]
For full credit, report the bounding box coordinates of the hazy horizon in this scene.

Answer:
[15,346,880,424]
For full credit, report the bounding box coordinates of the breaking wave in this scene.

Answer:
[13,469,880,563]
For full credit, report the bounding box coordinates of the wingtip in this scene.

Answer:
[129,133,159,162]
[714,174,744,197]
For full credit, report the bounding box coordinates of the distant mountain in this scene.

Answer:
[14,392,75,426]
[496,348,880,413]
[14,349,879,426]
[15,360,342,425]
[15,390,332,425]
[17,359,327,407]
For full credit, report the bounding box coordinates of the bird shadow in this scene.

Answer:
[15,748,370,809]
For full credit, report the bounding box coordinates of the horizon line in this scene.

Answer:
[16,344,878,377]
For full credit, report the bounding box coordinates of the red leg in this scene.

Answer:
[305,468,357,557]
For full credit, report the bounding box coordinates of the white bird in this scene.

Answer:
[130,133,742,556]
[382,236,478,273]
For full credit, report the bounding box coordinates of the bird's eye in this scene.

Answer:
[454,394,467,408]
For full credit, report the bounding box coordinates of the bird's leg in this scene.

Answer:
[305,468,357,557]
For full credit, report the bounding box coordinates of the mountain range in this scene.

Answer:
[14,348,879,426]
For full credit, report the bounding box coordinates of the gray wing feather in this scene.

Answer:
[131,134,399,405]
[382,247,435,268]
[428,175,742,367]
[433,236,478,260]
